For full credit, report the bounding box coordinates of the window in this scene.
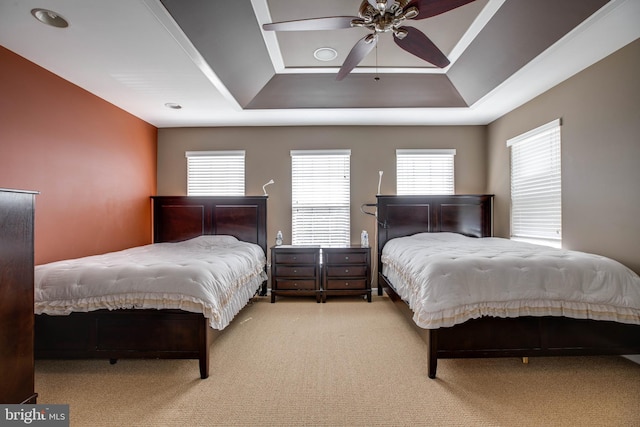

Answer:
[185,151,245,196]
[291,150,350,247]
[507,119,562,247]
[396,149,456,195]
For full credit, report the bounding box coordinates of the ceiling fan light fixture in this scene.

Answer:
[401,7,419,20]
[393,28,408,39]
[31,8,69,28]
[313,47,338,62]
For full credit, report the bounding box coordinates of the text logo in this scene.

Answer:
[1,405,69,427]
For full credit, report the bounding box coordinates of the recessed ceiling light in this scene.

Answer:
[164,103,182,110]
[31,9,69,28]
[313,47,338,62]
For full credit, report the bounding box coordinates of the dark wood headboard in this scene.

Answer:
[376,195,494,260]
[151,196,268,257]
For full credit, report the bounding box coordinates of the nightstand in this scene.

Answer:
[321,246,371,302]
[270,246,321,303]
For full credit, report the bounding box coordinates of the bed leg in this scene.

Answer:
[522,357,529,364]
[109,358,118,365]
[260,280,267,296]
[199,324,212,379]
[427,329,438,379]
[199,356,209,379]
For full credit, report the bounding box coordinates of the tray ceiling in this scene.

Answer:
[0,0,638,127]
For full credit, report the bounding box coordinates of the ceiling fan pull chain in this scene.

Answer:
[374,42,380,81]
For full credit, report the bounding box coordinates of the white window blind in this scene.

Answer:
[396,149,456,195]
[507,119,562,247]
[186,150,245,196]
[291,150,350,247]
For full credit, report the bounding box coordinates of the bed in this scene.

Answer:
[34,196,268,379]
[376,195,640,378]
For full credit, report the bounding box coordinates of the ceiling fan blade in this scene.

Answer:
[406,0,477,20]
[263,16,357,31]
[394,26,450,68]
[336,34,378,81]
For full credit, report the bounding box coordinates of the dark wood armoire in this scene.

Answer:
[0,188,38,404]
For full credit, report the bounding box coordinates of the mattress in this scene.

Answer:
[35,235,267,330]
[381,232,640,329]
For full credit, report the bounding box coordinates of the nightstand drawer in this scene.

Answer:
[274,279,317,291]
[273,252,317,264]
[325,252,368,265]
[275,265,316,277]
[325,265,367,277]
[325,279,367,290]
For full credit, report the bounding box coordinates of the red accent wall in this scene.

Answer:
[0,46,157,265]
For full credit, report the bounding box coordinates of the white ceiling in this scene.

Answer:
[0,0,638,128]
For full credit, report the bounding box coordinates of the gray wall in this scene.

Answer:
[157,125,487,272]
[487,39,640,273]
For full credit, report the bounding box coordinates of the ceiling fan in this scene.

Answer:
[263,0,477,81]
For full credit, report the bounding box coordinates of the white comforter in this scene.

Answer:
[381,232,640,329]
[35,235,267,330]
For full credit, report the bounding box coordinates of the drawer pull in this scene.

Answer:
[345,269,349,273]
[293,256,297,260]
[345,282,349,286]
[344,256,349,260]
[293,269,298,273]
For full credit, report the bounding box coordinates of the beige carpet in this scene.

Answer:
[35,295,640,426]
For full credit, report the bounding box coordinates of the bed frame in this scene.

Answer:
[34,196,268,379]
[376,195,640,378]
